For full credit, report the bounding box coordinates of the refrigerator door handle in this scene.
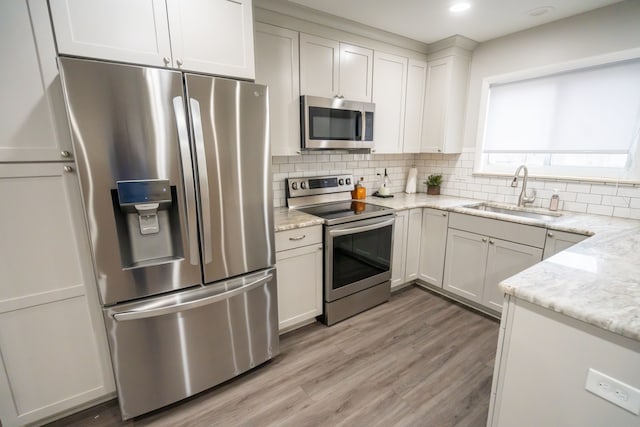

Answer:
[189,98,213,264]
[113,273,274,321]
[172,97,199,265]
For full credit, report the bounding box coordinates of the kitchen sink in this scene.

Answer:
[464,203,562,222]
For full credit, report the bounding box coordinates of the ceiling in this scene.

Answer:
[286,0,624,44]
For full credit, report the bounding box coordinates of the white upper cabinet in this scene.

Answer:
[339,43,373,102]
[0,0,73,162]
[166,0,255,79]
[49,0,172,67]
[421,54,470,154]
[255,23,300,156]
[403,59,427,153]
[372,51,408,153]
[49,0,255,79]
[300,33,373,101]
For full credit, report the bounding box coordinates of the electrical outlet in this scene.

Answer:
[585,368,640,415]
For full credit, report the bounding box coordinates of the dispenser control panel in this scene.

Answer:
[117,180,172,206]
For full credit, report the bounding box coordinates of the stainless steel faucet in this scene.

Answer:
[511,165,536,207]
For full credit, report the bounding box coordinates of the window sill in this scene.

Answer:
[472,171,640,186]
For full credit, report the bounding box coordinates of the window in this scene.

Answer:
[477,57,640,181]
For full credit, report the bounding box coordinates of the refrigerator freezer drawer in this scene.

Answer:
[103,268,279,420]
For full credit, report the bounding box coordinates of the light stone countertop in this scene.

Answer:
[274,207,324,231]
[274,193,640,341]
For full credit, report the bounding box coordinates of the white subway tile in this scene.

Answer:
[590,184,618,195]
[459,190,474,198]
[487,193,506,203]
[616,186,640,198]
[558,192,577,202]
[601,195,630,207]
[272,156,290,164]
[586,204,614,216]
[544,182,567,191]
[613,207,640,220]
[472,192,489,200]
[566,183,591,193]
[576,193,602,204]
[563,202,587,213]
[630,198,640,209]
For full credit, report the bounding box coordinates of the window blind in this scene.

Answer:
[483,58,640,154]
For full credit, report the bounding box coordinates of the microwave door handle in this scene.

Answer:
[112,273,273,321]
[329,217,395,237]
[172,97,199,265]
[189,98,213,264]
[360,109,366,142]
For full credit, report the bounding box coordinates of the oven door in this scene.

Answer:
[325,215,394,302]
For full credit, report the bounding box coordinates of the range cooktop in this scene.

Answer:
[297,201,393,225]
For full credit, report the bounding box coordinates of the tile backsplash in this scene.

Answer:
[272,149,640,220]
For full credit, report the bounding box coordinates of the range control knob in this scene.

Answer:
[339,179,344,185]
[291,182,298,190]
[345,178,352,185]
[301,182,307,189]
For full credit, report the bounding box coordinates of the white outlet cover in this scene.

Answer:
[585,368,640,415]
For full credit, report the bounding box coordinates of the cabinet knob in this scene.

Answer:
[60,150,71,158]
[176,58,183,67]
[163,56,171,65]
[437,149,442,153]
[441,212,447,217]
[489,239,495,245]
[63,165,74,173]
[548,232,554,238]
[482,237,488,243]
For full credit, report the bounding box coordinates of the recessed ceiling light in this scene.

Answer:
[449,2,471,13]
[528,6,555,17]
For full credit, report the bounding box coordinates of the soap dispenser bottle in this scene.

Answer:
[549,189,560,211]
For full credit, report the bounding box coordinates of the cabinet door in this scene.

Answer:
[418,208,449,287]
[0,163,114,426]
[166,0,255,79]
[339,43,373,102]
[483,239,542,313]
[404,208,423,282]
[372,52,408,153]
[403,59,427,153]
[49,0,172,67]
[391,210,409,290]
[275,244,323,332]
[0,0,73,162]
[300,33,339,98]
[543,230,589,259]
[255,23,300,156]
[421,57,450,153]
[443,229,488,303]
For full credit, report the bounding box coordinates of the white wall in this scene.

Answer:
[464,0,640,149]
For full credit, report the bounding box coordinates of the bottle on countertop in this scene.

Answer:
[351,177,366,200]
[549,189,560,211]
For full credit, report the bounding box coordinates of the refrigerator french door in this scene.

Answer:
[59,58,278,420]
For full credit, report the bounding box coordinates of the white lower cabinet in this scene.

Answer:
[275,226,323,332]
[417,208,448,287]
[543,229,589,259]
[443,214,545,314]
[404,208,423,283]
[390,210,409,289]
[0,163,115,427]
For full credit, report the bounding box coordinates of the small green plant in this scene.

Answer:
[424,174,443,187]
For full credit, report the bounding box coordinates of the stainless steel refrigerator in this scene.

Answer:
[58,57,278,420]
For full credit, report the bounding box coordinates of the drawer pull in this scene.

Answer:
[289,234,306,241]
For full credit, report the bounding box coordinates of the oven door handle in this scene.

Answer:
[329,217,394,237]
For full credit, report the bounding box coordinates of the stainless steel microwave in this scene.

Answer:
[300,95,375,151]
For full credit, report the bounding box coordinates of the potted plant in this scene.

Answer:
[424,174,443,195]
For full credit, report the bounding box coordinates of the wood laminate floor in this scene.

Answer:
[47,286,499,427]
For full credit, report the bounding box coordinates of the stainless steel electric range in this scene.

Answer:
[287,174,395,325]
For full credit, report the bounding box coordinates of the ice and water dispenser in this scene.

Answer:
[112,180,184,268]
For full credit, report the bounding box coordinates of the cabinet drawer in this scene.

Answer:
[276,225,322,252]
[448,213,546,249]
